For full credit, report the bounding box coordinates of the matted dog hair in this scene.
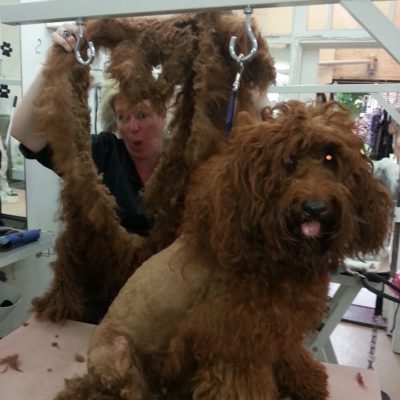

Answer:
[31,12,276,322]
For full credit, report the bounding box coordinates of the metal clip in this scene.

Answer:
[232,61,244,93]
[75,17,95,66]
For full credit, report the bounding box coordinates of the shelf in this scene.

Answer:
[270,83,400,125]
[270,83,400,94]
[10,168,25,182]
[0,231,53,269]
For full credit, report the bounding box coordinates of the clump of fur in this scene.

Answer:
[31,12,276,323]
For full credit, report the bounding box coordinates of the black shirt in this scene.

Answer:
[20,132,152,235]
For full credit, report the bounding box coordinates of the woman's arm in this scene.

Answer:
[10,23,78,153]
[10,72,48,153]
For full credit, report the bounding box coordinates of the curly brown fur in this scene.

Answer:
[54,101,392,399]
[31,46,148,322]
[85,12,275,209]
[32,13,275,323]
[181,101,393,272]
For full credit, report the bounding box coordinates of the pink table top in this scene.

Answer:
[0,314,381,400]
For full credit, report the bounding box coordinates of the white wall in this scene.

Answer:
[0,19,61,335]
[20,22,61,233]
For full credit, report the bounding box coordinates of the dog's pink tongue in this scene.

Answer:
[301,221,321,237]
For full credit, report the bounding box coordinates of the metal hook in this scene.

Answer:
[75,17,95,66]
[229,5,258,64]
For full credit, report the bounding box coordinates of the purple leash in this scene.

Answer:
[224,62,244,136]
[224,5,258,136]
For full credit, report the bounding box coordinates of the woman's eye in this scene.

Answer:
[117,115,129,123]
[135,111,147,121]
[285,159,297,172]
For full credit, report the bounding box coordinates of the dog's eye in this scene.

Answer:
[324,152,336,165]
[285,159,297,172]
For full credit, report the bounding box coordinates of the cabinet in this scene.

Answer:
[0,231,53,337]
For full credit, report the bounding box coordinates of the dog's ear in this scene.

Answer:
[348,165,393,256]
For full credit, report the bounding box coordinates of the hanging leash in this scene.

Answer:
[345,266,400,378]
[361,270,395,399]
[345,267,400,305]
[224,5,258,136]
[367,312,380,370]
[360,272,400,304]
[224,60,244,136]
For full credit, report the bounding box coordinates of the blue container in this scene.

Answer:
[0,229,41,250]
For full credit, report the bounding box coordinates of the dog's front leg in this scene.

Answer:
[88,323,150,399]
[190,363,278,400]
[275,345,329,400]
[163,334,278,399]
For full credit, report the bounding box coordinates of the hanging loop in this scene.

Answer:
[229,5,258,64]
[224,6,258,136]
[75,17,95,66]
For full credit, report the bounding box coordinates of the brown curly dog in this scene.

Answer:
[31,12,275,323]
[54,101,393,399]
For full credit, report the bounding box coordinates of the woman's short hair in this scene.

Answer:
[99,75,170,135]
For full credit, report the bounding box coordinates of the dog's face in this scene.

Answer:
[184,101,393,271]
[231,102,393,264]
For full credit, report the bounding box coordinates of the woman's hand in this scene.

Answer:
[51,23,79,52]
[11,23,82,152]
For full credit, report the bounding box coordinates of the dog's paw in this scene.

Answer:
[290,368,329,400]
[88,332,150,398]
[31,290,86,322]
[54,375,120,400]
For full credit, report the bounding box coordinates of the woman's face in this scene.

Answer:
[113,96,165,164]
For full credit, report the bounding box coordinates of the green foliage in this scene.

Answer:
[336,93,366,116]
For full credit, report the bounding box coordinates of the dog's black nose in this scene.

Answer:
[302,201,327,217]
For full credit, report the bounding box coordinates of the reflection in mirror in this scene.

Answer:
[0,0,26,225]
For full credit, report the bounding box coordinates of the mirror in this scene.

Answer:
[0,0,25,225]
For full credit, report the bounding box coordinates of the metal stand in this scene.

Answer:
[306,272,381,363]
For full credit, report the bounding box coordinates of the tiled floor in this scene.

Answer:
[331,295,400,400]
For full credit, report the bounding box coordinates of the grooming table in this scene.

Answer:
[308,267,386,363]
[0,315,382,400]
